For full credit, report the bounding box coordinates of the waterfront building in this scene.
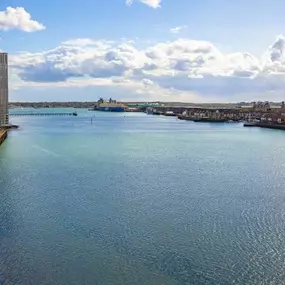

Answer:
[239,105,254,112]
[0,53,8,126]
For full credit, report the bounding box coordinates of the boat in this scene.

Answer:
[146,107,154,115]
[150,108,163,115]
[95,98,126,112]
[99,104,125,112]
[164,111,176,117]
[243,122,256,127]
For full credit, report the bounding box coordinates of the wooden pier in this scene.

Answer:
[9,112,77,117]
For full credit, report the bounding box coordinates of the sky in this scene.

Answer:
[1,0,285,102]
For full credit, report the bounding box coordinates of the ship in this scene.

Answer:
[146,107,154,115]
[98,102,125,112]
[91,98,126,112]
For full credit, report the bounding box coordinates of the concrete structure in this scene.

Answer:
[0,53,8,126]
[0,129,7,146]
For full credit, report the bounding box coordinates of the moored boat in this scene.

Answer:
[243,122,257,127]
[146,107,154,115]
[164,111,176,116]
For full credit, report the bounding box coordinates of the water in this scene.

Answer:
[1,109,285,284]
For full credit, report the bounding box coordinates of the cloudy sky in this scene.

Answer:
[2,0,285,102]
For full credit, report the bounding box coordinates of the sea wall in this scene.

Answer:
[0,129,7,146]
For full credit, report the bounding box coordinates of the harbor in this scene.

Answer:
[5,100,285,134]
[2,108,285,285]
[142,101,285,131]
[8,97,285,133]
[3,1,285,284]
[3,96,285,148]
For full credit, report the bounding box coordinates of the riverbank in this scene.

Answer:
[0,129,7,146]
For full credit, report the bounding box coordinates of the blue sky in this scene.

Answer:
[2,0,285,102]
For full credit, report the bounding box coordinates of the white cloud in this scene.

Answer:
[170,26,187,34]
[9,35,285,101]
[262,35,285,75]
[126,0,162,8]
[63,39,102,46]
[142,78,155,87]
[0,7,45,32]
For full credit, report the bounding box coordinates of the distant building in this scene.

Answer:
[0,53,8,126]
[239,105,254,112]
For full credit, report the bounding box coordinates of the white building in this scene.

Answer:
[0,53,8,126]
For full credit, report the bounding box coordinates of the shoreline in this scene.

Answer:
[255,123,285,131]
[8,107,285,132]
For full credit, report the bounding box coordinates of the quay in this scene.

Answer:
[255,123,285,131]
[9,112,78,117]
[193,118,228,123]
[149,101,285,130]
[0,129,7,146]
[243,122,285,130]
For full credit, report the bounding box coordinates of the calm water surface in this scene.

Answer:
[1,109,285,284]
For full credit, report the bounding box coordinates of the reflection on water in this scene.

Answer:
[1,110,285,284]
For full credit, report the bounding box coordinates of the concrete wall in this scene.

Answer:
[0,130,7,146]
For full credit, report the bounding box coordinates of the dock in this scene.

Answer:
[255,123,285,130]
[193,118,228,123]
[243,122,285,130]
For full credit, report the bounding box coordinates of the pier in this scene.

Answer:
[251,123,285,131]
[9,112,78,117]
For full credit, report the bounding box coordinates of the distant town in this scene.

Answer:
[8,100,283,109]
[9,99,285,131]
